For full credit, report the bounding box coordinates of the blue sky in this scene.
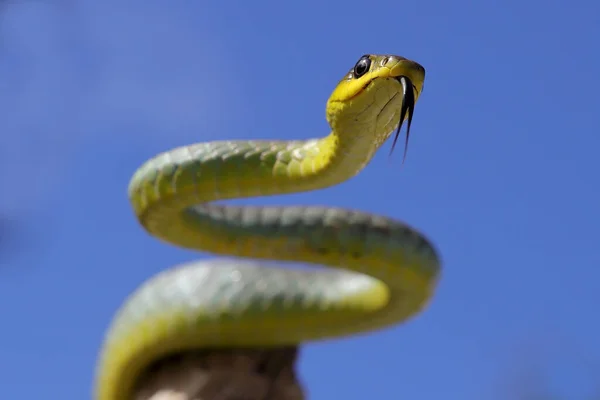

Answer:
[1,0,599,398]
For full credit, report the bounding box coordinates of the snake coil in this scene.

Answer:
[94,54,442,400]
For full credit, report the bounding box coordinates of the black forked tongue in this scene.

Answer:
[389,75,415,164]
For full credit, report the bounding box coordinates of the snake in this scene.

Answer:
[94,54,442,400]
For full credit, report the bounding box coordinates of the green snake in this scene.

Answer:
[94,54,442,400]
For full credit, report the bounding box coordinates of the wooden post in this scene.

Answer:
[133,346,305,400]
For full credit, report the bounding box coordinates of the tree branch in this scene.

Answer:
[133,346,305,400]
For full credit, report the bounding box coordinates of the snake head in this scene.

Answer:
[326,54,425,163]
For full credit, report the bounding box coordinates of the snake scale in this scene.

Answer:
[94,54,442,399]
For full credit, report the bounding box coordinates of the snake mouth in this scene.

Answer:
[389,75,416,163]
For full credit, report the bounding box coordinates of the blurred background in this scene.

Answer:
[0,0,598,398]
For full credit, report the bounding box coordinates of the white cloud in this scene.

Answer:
[0,1,241,214]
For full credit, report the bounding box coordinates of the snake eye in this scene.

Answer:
[353,55,371,79]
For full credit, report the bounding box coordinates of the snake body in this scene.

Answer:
[94,54,441,400]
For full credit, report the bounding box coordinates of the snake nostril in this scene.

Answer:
[414,63,425,75]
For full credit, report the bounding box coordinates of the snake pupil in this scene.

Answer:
[353,55,371,79]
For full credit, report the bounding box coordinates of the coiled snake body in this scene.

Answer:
[94,54,442,400]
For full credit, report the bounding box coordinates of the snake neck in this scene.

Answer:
[282,128,379,192]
